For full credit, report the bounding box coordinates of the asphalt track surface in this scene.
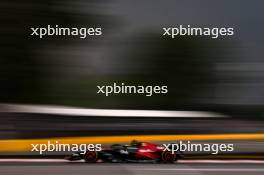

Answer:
[0,160,264,175]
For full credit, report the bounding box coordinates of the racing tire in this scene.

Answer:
[84,151,98,163]
[161,151,177,163]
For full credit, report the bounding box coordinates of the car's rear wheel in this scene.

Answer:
[161,151,176,163]
[84,151,98,163]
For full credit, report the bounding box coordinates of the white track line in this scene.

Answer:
[141,168,264,172]
[178,159,264,164]
[0,104,227,118]
[0,159,263,164]
[0,159,82,163]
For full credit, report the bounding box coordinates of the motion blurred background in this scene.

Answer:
[0,0,264,158]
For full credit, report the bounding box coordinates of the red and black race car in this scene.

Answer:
[66,140,183,163]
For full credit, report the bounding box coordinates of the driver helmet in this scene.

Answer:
[130,140,139,146]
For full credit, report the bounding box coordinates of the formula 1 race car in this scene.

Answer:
[66,140,183,163]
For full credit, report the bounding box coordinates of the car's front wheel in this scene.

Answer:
[84,151,98,163]
[161,151,177,163]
